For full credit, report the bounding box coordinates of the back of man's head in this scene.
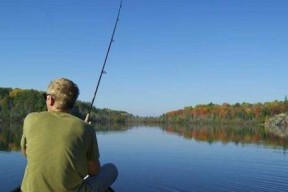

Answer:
[47,78,79,110]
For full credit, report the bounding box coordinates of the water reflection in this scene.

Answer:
[0,123,22,151]
[94,123,130,132]
[1,125,288,192]
[0,122,131,151]
[161,124,288,150]
[1,122,287,151]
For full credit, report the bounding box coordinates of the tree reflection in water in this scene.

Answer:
[0,122,130,151]
[0,122,23,151]
[162,124,288,150]
[1,122,287,151]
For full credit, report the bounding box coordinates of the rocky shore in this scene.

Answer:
[265,113,288,138]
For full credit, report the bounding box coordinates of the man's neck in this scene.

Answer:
[48,108,71,113]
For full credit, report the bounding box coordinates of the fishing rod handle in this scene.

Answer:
[85,113,90,123]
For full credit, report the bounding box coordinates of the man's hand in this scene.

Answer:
[87,160,100,176]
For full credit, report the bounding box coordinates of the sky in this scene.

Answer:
[1,0,288,117]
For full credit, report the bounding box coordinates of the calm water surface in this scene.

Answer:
[0,125,287,192]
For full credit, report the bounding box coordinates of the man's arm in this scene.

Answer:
[21,148,27,156]
[87,159,101,176]
[86,125,101,175]
[20,133,27,157]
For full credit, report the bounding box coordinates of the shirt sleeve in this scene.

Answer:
[20,133,26,150]
[21,115,30,150]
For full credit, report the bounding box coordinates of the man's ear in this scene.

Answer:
[48,96,55,107]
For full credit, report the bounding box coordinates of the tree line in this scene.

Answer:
[1,87,287,126]
[160,99,288,124]
[0,87,134,125]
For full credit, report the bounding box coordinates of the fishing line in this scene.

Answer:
[85,0,123,122]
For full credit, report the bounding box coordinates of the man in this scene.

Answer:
[21,78,118,192]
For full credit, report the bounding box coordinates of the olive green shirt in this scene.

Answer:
[21,111,99,192]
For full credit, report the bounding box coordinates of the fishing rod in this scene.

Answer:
[85,0,123,123]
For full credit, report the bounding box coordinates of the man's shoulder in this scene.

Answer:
[81,120,95,132]
[25,111,48,120]
[67,114,94,130]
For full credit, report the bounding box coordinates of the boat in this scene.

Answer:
[10,186,20,192]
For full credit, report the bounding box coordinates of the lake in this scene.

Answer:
[0,124,287,192]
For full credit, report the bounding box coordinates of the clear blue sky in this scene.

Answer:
[1,0,288,116]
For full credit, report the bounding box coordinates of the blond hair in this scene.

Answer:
[47,78,79,110]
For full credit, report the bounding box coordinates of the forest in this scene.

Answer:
[1,87,288,125]
[160,99,288,124]
[0,87,135,125]
[0,87,140,150]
